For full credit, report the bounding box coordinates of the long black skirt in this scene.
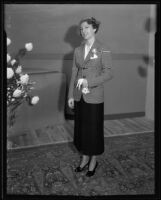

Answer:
[74,96,104,155]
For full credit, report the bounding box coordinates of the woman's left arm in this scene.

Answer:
[87,50,113,88]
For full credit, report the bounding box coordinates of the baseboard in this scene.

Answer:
[104,112,145,120]
[65,112,145,120]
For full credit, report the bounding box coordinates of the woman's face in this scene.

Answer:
[80,21,96,40]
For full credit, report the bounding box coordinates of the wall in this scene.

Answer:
[145,5,155,120]
[5,4,151,116]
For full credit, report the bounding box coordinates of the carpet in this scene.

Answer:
[7,132,154,196]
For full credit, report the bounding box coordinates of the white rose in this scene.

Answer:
[13,89,22,97]
[20,74,29,84]
[11,59,16,66]
[7,38,11,46]
[7,68,14,79]
[25,43,33,51]
[7,54,11,63]
[15,65,22,74]
[31,96,39,105]
[82,87,90,94]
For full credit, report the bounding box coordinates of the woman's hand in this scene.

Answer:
[76,78,88,89]
[68,98,74,109]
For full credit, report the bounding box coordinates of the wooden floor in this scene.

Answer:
[8,117,154,150]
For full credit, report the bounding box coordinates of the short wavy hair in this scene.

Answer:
[79,17,101,34]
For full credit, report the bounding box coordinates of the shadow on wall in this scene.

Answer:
[138,55,154,78]
[61,25,82,118]
[137,17,155,78]
[144,17,156,33]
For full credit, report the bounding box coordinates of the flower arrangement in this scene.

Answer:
[7,37,39,127]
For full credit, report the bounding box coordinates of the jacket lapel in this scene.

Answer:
[83,39,100,66]
[77,42,85,66]
[78,39,100,67]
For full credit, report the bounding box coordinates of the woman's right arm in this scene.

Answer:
[68,49,78,102]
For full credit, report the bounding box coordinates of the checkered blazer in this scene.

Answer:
[68,39,113,104]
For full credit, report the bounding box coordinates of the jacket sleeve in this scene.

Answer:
[68,49,78,99]
[87,50,113,88]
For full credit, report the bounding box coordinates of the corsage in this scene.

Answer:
[90,48,98,59]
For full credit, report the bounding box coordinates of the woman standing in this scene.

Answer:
[68,17,113,177]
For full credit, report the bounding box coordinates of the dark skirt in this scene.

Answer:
[74,96,104,155]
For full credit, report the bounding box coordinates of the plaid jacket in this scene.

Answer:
[68,39,113,104]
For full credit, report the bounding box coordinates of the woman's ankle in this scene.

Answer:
[80,155,90,166]
[88,156,97,170]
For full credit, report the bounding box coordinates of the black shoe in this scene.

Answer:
[75,161,89,172]
[86,161,98,177]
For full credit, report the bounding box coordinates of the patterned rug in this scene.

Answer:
[7,132,154,196]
